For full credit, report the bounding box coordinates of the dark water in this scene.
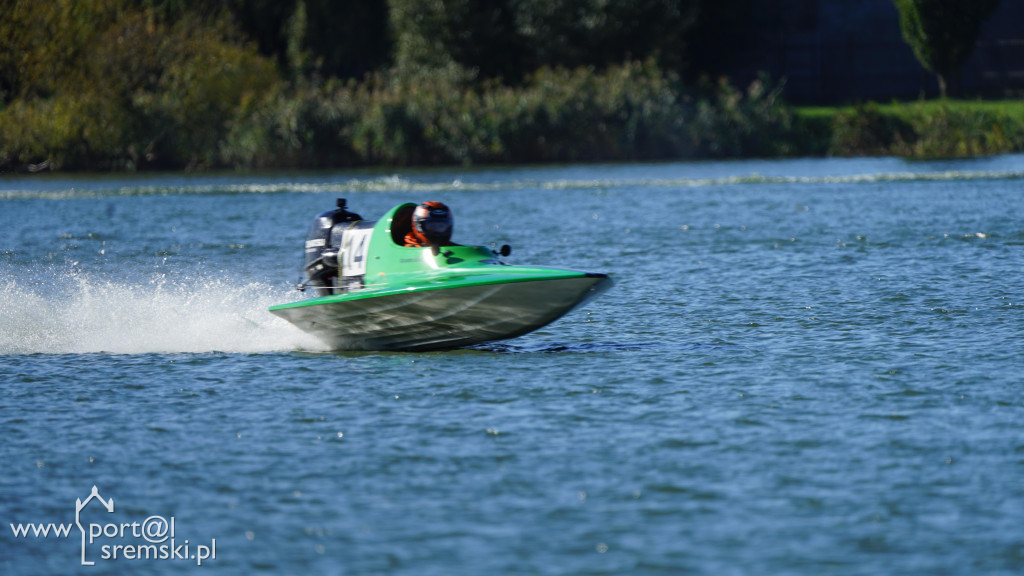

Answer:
[2,156,1024,574]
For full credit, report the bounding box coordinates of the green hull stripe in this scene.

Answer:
[269,269,590,311]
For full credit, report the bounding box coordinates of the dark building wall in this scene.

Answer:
[732,0,1024,104]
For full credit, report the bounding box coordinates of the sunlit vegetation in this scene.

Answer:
[222,65,800,168]
[0,1,277,170]
[0,0,1018,171]
[799,100,1024,158]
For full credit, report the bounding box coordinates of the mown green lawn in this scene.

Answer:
[797,99,1024,121]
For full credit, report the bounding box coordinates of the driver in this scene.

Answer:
[404,201,455,248]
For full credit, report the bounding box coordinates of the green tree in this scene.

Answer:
[893,0,1002,98]
[301,0,391,79]
[389,0,524,82]
[0,0,278,169]
[515,0,698,76]
[389,0,697,84]
[0,0,132,102]
[228,0,391,81]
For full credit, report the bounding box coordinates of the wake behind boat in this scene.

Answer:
[269,200,611,351]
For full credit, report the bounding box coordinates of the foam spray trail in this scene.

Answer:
[0,273,330,354]
[2,168,1023,200]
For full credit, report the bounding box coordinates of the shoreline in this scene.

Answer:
[3,96,1022,175]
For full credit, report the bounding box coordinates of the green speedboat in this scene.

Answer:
[269,200,612,351]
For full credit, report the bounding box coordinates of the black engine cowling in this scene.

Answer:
[303,198,363,296]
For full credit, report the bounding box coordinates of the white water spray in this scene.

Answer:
[0,272,329,355]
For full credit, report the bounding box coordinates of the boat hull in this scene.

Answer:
[270,274,611,351]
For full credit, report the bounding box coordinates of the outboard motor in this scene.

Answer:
[303,199,363,296]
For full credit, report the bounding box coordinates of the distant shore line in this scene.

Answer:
[2,64,1021,173]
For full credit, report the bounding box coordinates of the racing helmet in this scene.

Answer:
[411,201,453,245]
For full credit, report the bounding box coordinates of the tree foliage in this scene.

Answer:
[5,0,1013,171]
[893,0,1002,97]
[390,0,698,83]
[228,0,391,81]
[0,0,278,169]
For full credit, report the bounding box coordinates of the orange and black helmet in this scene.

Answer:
[410,201,453,246]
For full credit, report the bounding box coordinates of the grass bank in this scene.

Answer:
[797,100,1024,158]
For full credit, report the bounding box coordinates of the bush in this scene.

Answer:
[826,101,1024,158]
[897,104,1021,157]
[690,75,797,157]
[222,82,362,169]
[830,103,916,156]
[221,62,797,168]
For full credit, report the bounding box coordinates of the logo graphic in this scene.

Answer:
[76,486,114,565]
[9,486,217,567]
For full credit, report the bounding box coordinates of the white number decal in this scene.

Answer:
[340,228,372,277]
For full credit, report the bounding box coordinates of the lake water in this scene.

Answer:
[2,155,1023,574]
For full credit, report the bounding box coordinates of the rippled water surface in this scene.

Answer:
[2,156,1024,574]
